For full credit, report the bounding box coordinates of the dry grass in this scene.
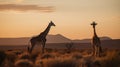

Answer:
[99,50,120,67]
[41,58,80,67]
[0,48,120,67]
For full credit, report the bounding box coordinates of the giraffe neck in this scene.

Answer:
[42,23,51,37]
[93,27,97,37]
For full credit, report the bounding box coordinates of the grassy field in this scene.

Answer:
[0,48,120,67]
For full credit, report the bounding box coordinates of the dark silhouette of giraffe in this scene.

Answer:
[91,21,102,57]
[28,21,55,53]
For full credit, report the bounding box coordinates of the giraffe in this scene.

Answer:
[28,21,55,53]
[91,21,102,57]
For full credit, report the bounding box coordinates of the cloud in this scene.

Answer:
[0,4,55,12]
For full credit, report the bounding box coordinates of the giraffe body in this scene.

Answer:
[28,21,55,53]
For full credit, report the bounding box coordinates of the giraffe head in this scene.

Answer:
[50,21,56,26]
[91,21,97,28]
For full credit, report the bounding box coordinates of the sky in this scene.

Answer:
[0,0,120,39]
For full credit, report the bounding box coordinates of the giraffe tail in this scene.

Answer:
[27,41,31,53]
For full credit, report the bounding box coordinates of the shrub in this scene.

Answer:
[14,59,33,67]
[35,59,43,67]
[18,53,30,60]
[65,42,74,53]
[72,53,83,60]
[41,53,55,59]
[0,51,6,65]
[6,52,17,62]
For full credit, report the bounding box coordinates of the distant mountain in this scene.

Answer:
[0,34,71,45]
[46,34,71,43]
[0,37,29,45]
[0,34,113,45]
[100,36,112,40]
[72,36,112,43]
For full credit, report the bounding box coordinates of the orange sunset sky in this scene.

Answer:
[0,0,120,39]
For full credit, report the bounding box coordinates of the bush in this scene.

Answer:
[14,59,33,67]
[18,53,30,60]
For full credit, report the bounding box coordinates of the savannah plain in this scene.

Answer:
[0,37,120,67]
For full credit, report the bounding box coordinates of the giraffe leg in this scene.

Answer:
[30,45,33,53]
[95,46,98,57]
[29,43,35,53]
[98,46,101,57]
[42,42,46,54]
[96,46,99,57]
[92,45,95,56]
[98,46,102,57]
[27,46,30,52]
[41,39,46,54]
[94,46,96,57]
[99,46,102,53]
[97,46,100,57]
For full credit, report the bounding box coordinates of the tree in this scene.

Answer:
[65,42,74,53]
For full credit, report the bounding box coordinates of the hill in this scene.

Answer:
[0,34,115,45]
